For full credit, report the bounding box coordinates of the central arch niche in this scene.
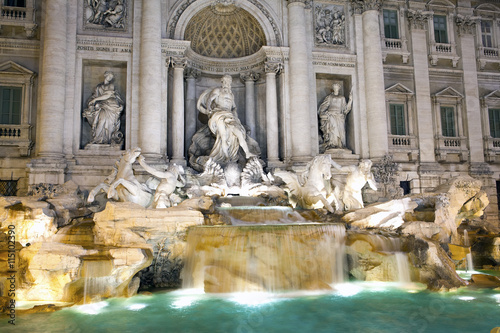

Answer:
[184,2,266,59]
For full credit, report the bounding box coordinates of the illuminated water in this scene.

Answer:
[2,284,499,333]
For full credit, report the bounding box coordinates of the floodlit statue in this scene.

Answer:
[138,155,186,209]
[188,75,261,171]
[83,71,124,146]
[104,0,125,28]
[87,147,154,207]
[275,155,339,213]
[318,83,352,150]
[331,159,377,211]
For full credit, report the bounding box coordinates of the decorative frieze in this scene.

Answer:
[76,37,132,53]
[83,0,127,31]
[455,14,480,35]
[407,9,433,30]
[314,3,347,47]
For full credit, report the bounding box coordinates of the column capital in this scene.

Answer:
[240,71,260,83]
[455,14,480,35]
[264,62,283,74]
[184,67,201,79]
[168,56,187,69]
[351,0,383,15]
[287,0,308,8]
[407,9,433,30]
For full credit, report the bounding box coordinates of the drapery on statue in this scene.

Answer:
[83,71,124,146]
[318,83,353,150]
[189,75,260,171]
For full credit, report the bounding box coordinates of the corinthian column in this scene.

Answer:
[185,68,200,154]
[37,0,67,158]
[353,0,388,158]
[240,71,260,139]
[139,0,162,159]
[170,57,187,165]
[287,0,312,163]
[265,62,282,165]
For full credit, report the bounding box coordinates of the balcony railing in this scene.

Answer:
[477,47,500,70]
[382,38,410,63]
[484,136,500,162]
[429,42,459,67]
[0,4,36,37]
[0,124,32,156]
[435,136,468,162]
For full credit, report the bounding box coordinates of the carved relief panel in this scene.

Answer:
[83,0,127,31]
[314,2,347,47]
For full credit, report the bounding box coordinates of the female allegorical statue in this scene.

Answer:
[83,71,124,146]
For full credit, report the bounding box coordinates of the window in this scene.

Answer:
[3,0,25,7]
[440,106,456,137]
[481,21,493,48]
[0,86,21,125]
[389,104,406,135]
[383,10,399,39]
[433,15,448,44]
[489,108,500,138]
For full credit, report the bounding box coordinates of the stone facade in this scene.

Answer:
[0,0,499,225]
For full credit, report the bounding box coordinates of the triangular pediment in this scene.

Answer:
[385,83,414,95]
[484,90,500,101]
[427,0,455,8]
[0,61,35,76]
[475,3,500,13]
[434,87,464,98]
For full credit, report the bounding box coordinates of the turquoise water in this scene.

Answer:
[1,283,499,333]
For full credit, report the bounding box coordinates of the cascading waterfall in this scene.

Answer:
[463,230,474,272]
[181,224,346,292]
[80,257,114,304]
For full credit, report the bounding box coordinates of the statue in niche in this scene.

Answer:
[318,83,353,151]
[86,0,125,29]
[188,75,261,172]
[315,5,345,46]
[83,71,124,147]
[331,159,377,211]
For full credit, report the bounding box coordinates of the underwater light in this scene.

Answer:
[458,296,475,301]
[75,301,109,315]
[229,292,276,306]
[127,303,147,311]
[334,283,363,297]
[171,296,198,309]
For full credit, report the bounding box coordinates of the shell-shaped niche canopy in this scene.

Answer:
[184,1,267,59]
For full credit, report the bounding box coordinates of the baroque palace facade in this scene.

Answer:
[0,0,500,216]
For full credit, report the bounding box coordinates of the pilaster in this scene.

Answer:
[407,9,436,164]
[240,71,260,140]
[185,68,200,155]
[265,62,282,166]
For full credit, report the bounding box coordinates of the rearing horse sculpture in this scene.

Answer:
[275,155,339,213]
[87,147,154,207]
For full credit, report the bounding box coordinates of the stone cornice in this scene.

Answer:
[76,36,132,53]
[407,9,433,30]
[351,0,383,15]
[0,38,39,52]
